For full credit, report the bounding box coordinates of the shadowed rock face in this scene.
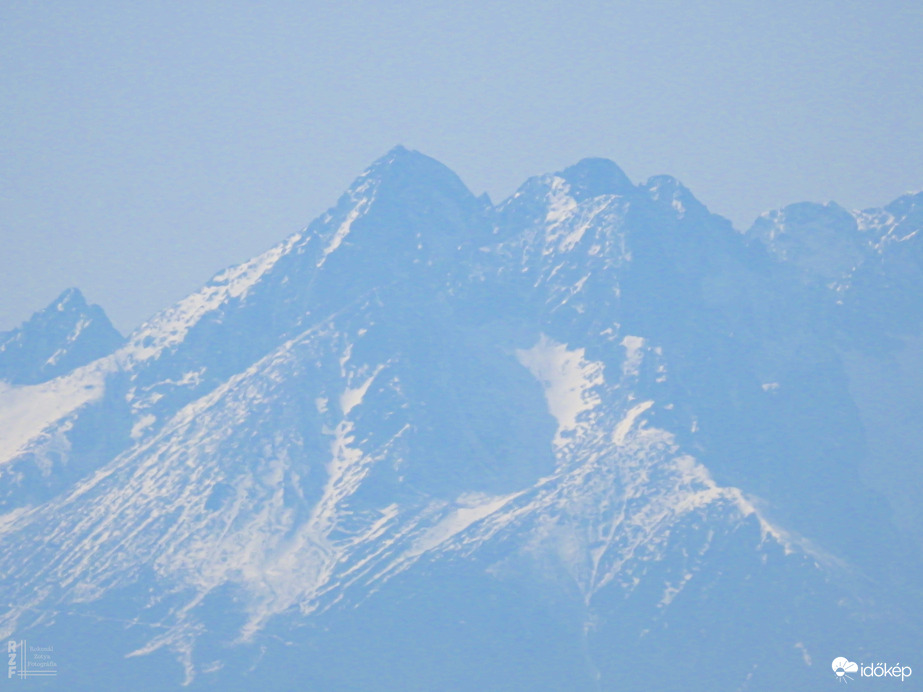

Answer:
[0,149,920,691]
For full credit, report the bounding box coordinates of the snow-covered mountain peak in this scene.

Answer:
[1,150,920,691]
[862,190,923,246]
[558,158,636,200]
[358,145,482,214]
[52,287,86,311]
[745,191,923,293]
[746,200,868,281]
[0,287,123,385]
[643,174,707,219]
[880,189,923,215]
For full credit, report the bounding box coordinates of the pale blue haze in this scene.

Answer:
[1,0,921,332]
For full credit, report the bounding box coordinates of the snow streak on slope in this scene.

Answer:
[612,400,653,445]
[318,179,377,267]
[124,233,303,362]
[44,316,90,367]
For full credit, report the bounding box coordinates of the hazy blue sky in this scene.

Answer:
[2,0,921,333]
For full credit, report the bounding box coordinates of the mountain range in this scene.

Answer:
[1,146,921,690]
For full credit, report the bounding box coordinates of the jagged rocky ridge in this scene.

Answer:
[0,147,920,691]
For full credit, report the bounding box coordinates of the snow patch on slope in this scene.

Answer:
[516,335,604,448]
[340,364,384,416]
[544,177,577,228]
[621,335,645,376]
[0,362,110,463]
